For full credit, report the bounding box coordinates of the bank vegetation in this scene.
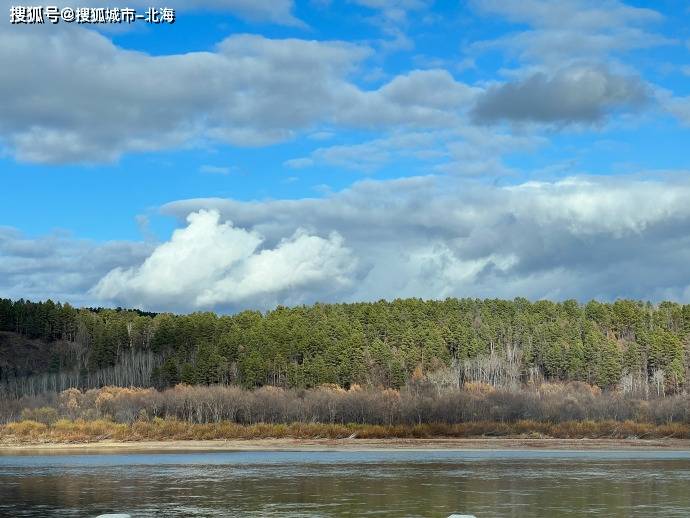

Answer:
[3,381,690,443]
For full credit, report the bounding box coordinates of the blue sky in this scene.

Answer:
[2,0,690,312]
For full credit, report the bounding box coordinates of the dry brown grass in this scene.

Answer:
[2,418,690,444]
[2,420,48,439]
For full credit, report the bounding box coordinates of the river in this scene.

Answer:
[1,449,690,517]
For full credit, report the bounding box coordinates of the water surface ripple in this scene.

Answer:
[1,449,689,517]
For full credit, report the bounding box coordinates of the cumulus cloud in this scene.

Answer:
[159,174,690,306]
[0,27,477,164]
[472,65,650,124]
[339,69,478,126]
[0,28,366,163]
[93,210,359,311]
[465,1,663,128]
[5,174,690,311]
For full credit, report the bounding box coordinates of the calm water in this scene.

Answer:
[1,449,690,517]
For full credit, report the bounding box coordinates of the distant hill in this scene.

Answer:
[1,297,689,397]
[0,331,57,380]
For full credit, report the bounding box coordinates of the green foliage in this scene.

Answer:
[179,363,196,384]
[2,297,690,393]
[157,357,180,388]
[595,338,623,388]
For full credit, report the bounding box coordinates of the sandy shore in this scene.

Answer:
[1,437,690,453]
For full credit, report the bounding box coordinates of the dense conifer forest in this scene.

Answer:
[1,297,689,398]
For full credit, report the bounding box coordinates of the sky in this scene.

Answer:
[1,0,690,313]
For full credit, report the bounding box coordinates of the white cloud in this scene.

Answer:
[337,69,479,127]
[93,210,358,311]
[6,174,690,311]
[159,174,690,306]
[0,27,479,165]
[285,126,541,173]
[466,0,664,127]
[0,28,369,163]
[470,0,668,65]
[474,0,661,33]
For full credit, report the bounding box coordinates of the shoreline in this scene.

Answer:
[2,437,690,453]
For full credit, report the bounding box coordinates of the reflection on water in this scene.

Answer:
[1,449,690,517]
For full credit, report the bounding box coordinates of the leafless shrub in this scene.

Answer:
[3,380,690,428]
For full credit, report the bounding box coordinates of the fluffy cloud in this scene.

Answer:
[159,174,690,306]
[0,28,365,163]
[5,174,690,311]
[338,69,478,127]
[462,1,664,128]
[93,210,359,311]
[0,27,477,164]
[472,65,649,124]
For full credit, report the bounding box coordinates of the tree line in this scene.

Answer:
[1,297,689,395]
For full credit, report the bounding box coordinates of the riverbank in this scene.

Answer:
[2,437,690,453]
[3,419,690,451]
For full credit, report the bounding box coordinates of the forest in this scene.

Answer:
[1,296,689,399]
